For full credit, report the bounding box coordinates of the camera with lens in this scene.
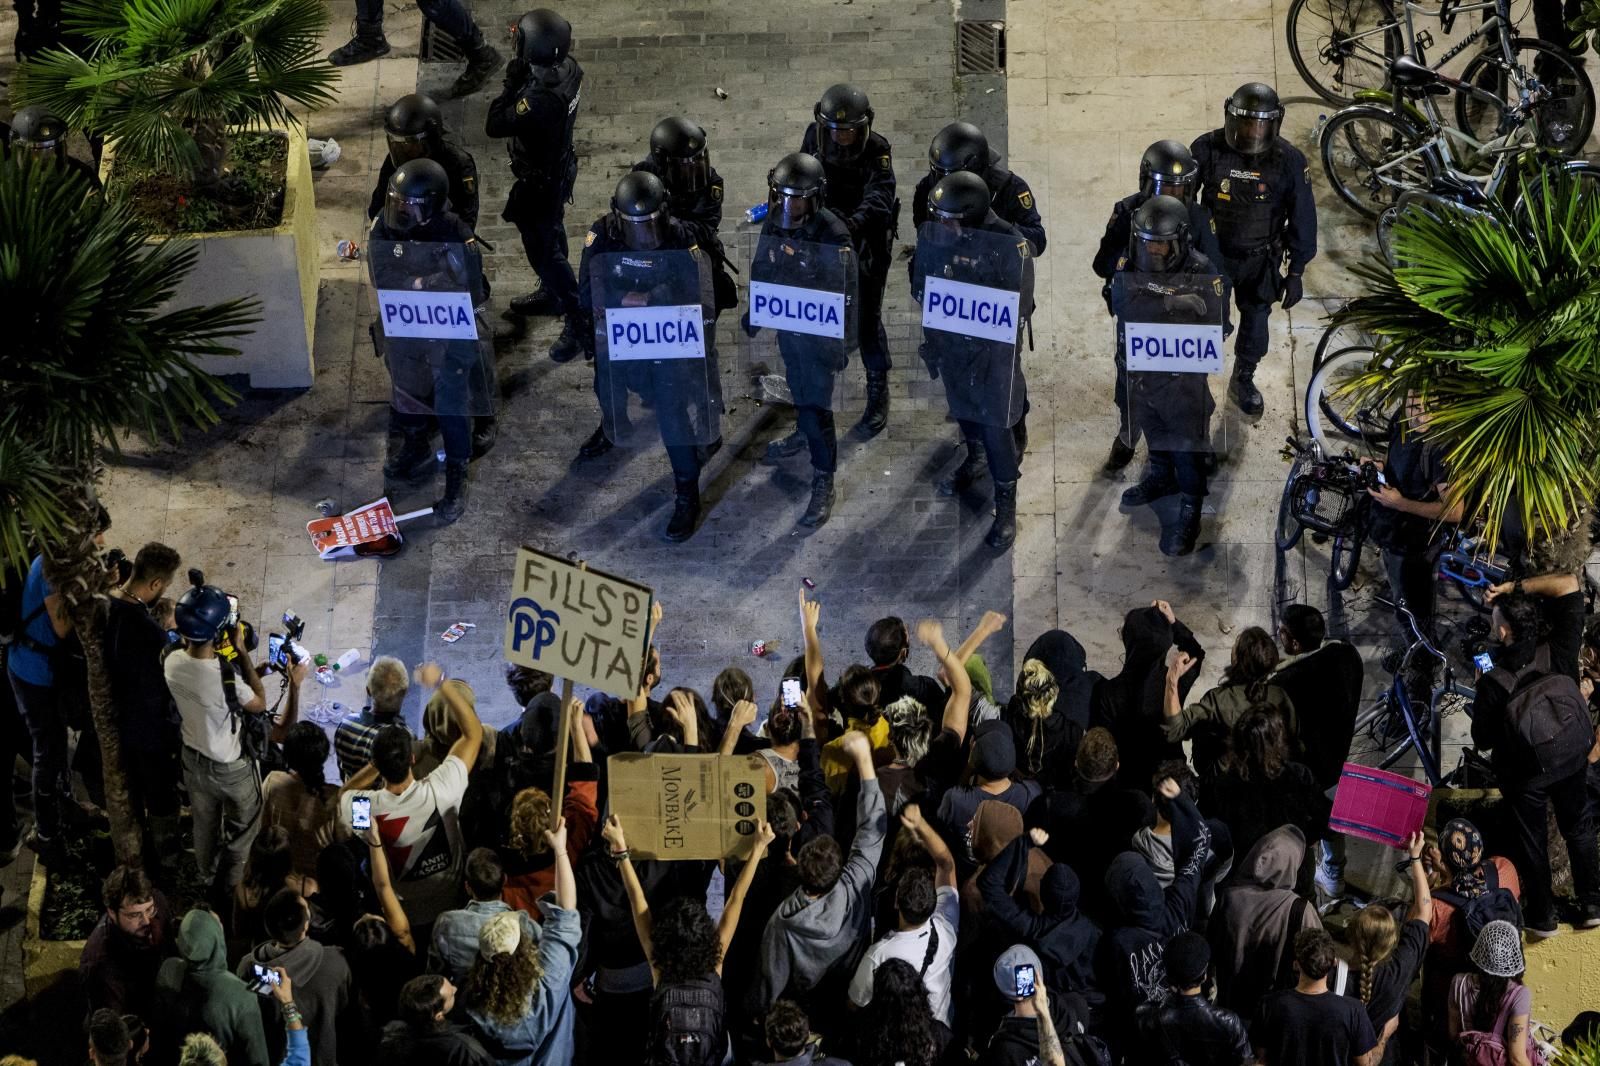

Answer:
[174,568,256,661]
[267,612,309,671]
[103,547,133,587]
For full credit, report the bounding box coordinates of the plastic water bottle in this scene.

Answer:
[745,202,769,223]
[1308,114,1329,148]
[333,648,360,672]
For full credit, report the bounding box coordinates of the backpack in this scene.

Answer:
[1434,862,1523,944]
[162,644,274,765]
[1488,647,1593,785]
[1458,985,1548,1066]
[648,974,726,1066]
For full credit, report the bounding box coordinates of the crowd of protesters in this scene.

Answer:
[4,535,1600,1066]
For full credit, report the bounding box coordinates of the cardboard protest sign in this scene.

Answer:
[607,753,767,860]
[1329,763,1431,848]
[504,547,653,700]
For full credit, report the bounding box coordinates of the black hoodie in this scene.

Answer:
[1004,630,1104,788]
[978,834,1102,1005]
[1091,606,1204,790]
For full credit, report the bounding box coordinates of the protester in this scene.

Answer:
[260,723,340,891]
[1002,629,1103,788]
[1199,707,1328,865]
[156,909,270,1066]
[1162,627,1297,779]
[1447,921,1538,1066]
[431,847,542,983]
[80,865,175,1019]
[234,890,354,1066]
[848,959,945,1066]
[1422,818,1524,1032]
[1344,831,1432,1066]
[982,946,1079,1066]
[1135,932,1253,1065]
[334,656,411,780]
[1252,928,1386,1066]
[1209,825,1321,1013]
[502,700,599,913]
[381,975,495,1066]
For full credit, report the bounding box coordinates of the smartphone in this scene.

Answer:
[267,633,286,670]
[1013,963,1036,999]
[780,677,804,710]
[351,796,372,831]
[1374,469,1388,486]
[1474,651,1495,673]
[226,595,240,628]
[250,964,281,995]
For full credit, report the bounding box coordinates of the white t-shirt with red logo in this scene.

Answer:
[342,754,469,924]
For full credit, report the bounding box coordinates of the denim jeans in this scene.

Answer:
[181,746,262,888]
[8,671,69,841]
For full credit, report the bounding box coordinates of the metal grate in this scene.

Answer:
[420,19,465,62]
[956,20,1005,74]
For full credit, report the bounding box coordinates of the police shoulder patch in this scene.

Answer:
[1212,278,1224,296]
[462,176,476,190]
[1116,255,1127,269]
[1209,218,1217,234]
[584,229,597,247]
[515,97,530,115]
[711,183,723,202]
[878,154,891,170]
[1018,190,1033,210]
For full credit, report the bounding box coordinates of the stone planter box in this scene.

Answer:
[22,858,86,1001]
[102,125,320,389]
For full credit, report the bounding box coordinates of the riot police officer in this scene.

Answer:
[328,0,502,100]
[1191,83,1317,416]
[1112,196,1231,556]
[369,160,490,523]
[912,172,1033,550]
[367,94,479,231]
[633,116,740,318]
[7,107,101,189]
[488,9,586,351]
[912,121,1046,256]
[747,153,856,528]
[800,83,898,436]
[574,173,722,542]
[1094,139,1220,472]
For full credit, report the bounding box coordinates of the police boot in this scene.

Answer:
[509,288,563,316]
[1230,363,1265,416]
[1120,468,1178,508]
[550,315,586,364]
[1102,436,1137,475]
[1160,494,1204,556]
[577,422,613,459]
[434,461,471,524]
[663,478,700,542]
[471,417,497,460]
[764,429,807,462]
[986,480,1019,550]
[450,41,504,98]
[799,471,835,528]
[384,430,436,480]
[938,439,988,496]
[857,371,890,436]
[328,19,390,65]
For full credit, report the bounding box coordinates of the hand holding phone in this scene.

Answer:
[1474,651,1494,673]
[1013,964,1036,999]
[780,677,803,710]
[351,795,372,831]
[250,964,282,995]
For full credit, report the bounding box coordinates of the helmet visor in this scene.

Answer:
[662,151,711,193]
[1224,109,1280,155]
[384,189,433,234]
[386,133,430,165]
[816,119,869,163]
[1131,234,1186,273]
[617,210,668,251]
[770,190,817,231]
[1148,172,1195,203]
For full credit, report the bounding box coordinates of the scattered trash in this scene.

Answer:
[336,239,361,261]
[985,87,996,94]
[884,470,891,476]
[1216,616,1235,635]
[307,137,342,168]
[316,497,337,516]
[758,374,793,406]
[305,699,347,724]
[745,201,769,223]
[802,577,815,589]
[332,649,360,672]
[313,666,338,685]
[441,621,476,644]
[714,87,729,99]
[750,638,780,658]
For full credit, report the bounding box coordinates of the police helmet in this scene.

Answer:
[611,171,671,251]
[10,106,69,164]
[174,584,232,643]
[384,158,449,235]
[384,94,443,165]
[928,171,992,227]
[1223,82,1284,156]
[1138,140,1199,203]
[767,152,827,231]
[514,8,572,67]
[1129,195,1192,273]
[649,116,711,193]
[928,121,991,178]
[813,83,873,164]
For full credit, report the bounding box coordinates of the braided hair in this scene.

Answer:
[1348,905,1399,1004]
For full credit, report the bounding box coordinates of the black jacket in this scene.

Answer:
[913,164,1047,256]
[1135,991,1253,1066]
[798,126,897,247]
[1189,131,1317,270]
[1272,641,1365,790]
[486,57,582,185]
[1093,192,1221,282]
[367,139,480,230]
[378,1021,494,1066]
[632,156,725,251]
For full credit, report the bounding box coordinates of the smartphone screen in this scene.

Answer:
[351,796,372,831]
[253,964,281,985]
[226,595,240,627]
[780,677,803,709]
[1474,652,1494,673]
[267,634,286,669]
[1013,963,1036,999]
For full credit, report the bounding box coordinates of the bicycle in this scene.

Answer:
[1277,435,1383,591]
[1304,345,1395,453]
[1321,54,1600,219]
[1287,0,1592,139]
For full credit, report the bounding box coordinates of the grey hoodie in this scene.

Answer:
[1209,824,1321,1012]
[236,934,353,1066]
[757,779,887,1009]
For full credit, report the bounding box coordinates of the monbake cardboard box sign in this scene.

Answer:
[607,753,767,860]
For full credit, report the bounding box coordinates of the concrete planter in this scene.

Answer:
[21,859,86,1001]
[102,125,321,389]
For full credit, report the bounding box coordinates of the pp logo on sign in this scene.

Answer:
[508,598,560,659]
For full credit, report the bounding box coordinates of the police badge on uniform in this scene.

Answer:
[1018,191,1033,210]
[515,98,530,115]
[1220,179,1230,193]
[878,155,891,170]
[711,185,723,202]
[1212,278,1224,296]
[584,230,597,247]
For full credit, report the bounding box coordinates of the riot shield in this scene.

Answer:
[912,222,1031,429]
[368,240,496,416]
[591,248,721,447]
[1112,272,1229,454]
[739,233,858,412]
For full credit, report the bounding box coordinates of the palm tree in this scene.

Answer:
[1332,171,1600,554]
[11,0,338,188]
[0,157,260,866]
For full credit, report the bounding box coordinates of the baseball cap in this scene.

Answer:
[479,911,522,959]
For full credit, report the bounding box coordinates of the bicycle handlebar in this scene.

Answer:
[1373,594,1449,662]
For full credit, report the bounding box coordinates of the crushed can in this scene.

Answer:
[441,621,476,644]
[750,638,781,658]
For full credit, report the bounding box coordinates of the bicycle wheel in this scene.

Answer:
[1513,160,1600,221]
[1305,345,1392,451]
[1320,105,1440,219]
[1330,530,1364,591]
[1456,38,1595,157]
[1287,0,1403,105]
[1277,456,1308,551]
[1312,317,1378,371]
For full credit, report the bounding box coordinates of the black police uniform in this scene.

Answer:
[912,164,1047,257]
[631,156,725,251]
[367,209,487,466]
[487,55,583,316]
[750,206,856,475]
[576,216,716,484]
[799,125,898,371]
[1093,193,1221,304]
[1112,248,1230,501]
[1189,131,1317,369]
[911,212,1033,486]
[367,140,480,230]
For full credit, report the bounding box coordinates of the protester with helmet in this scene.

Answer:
[163,581,269,897]
[366,94,480,231]
[327,0,501,99]
[369,159,491,524]
[490,9,586,352]
[1111,196,1232,557]
[912,121,1046,256]
[747,152,857,529]
[7,106,102,189]
[574,172,724,542]
[1191,82,1318,417]
[799,83,899,436]
[911,171,1034,550]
